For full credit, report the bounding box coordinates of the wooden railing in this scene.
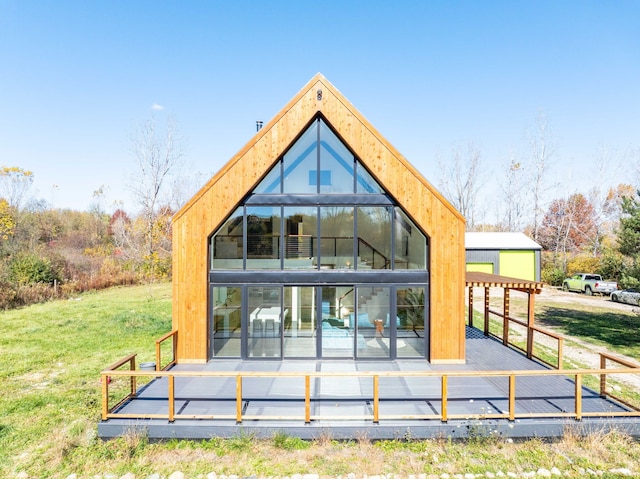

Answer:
[155,330,177,371]
[101,363,640,423]
[485,308,564,369]
[600,352,640,409]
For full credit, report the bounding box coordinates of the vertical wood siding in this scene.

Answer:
[172,74,466,363]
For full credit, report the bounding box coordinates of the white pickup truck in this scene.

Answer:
[561,273,618,296]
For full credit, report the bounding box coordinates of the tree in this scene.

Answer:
[499,153,528,231]
[438,140,486,229]
[128,115,183,262]
[617,190,640,258]
[538,193,597,268]
[0,198,16,241]
[527,113,556,242]
[0,166,34,210]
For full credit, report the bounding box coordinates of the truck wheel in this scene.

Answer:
[562,283,569,292]
[585,286,593,296]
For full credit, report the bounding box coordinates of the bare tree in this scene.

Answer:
[438,141,486,230]
[128,115,184,258]
[527,113,557,242]
[499,152,528,231]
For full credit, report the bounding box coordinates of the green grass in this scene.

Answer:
[1,283,640,478]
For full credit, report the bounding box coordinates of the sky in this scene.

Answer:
[1,1,639,218]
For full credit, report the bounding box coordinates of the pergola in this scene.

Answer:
[465,271,550,365]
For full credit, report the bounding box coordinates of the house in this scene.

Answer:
[100,76,640,440]
[465,232,541,281]
[171,74,466,364]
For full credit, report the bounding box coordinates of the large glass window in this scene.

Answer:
[248,286,282,358]
[211,286,242,357]
[209,115,429,360]
[321,286,356,358]
[246,206,281,269]
[319,120,355,194]
[355,286,391,358]
[357,207,392,269]
[284,206,317,269]
[211,207,244,270]
[284,286,317,358]
[283,122,318,194]
[394,208,427,270]
[396,287,426,357]
[320,206,354,270]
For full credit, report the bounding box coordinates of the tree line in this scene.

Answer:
[438,113,640,288]
[0,116,182,309]
[3,112,640,310]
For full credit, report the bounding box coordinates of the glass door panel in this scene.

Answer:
[211,286,242,357]
[320,286,355,358]
[247,286,282,358]
[284,286,317,357]
[396,287,426,358]
[356,286,391,358]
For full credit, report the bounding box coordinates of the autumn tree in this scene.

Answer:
[538,193,597,269]
[0,166,34,210]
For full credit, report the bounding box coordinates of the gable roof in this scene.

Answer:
[465,232,541,250]
[171,74,467,363]
[174,73,463,225]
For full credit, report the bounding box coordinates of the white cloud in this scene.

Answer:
[151,103,165,111]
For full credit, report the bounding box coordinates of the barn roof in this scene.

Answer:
[465,232,541,250]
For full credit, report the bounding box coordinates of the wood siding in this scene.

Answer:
[172,74,466,363]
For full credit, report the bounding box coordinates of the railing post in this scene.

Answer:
[373,375,379,424]
[600,354,607,396]
[558,337,564,370]
[173,332,178,365]
[575,374,583,421]
[503,288,510,346]
[236,376,243,423]
[156,340,161,372]
[101,374,109,420]
[509,375,516,421]
[441,375,448,422]
[305,375,311,424]
[130,356,137,397]
[484,287,490,335]
[526,291,535,359]
[468,287,474,328]
[168,375,175,422]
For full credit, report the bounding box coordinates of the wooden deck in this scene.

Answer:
[98,327,640,440]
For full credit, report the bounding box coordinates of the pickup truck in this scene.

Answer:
[561,273,618,296]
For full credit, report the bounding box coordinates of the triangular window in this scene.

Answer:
[255,118,383,195]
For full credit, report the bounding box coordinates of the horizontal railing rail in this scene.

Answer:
[600,352,640,410]
[101,362,640,424]
[486,308,563,369]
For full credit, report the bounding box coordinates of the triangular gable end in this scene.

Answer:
[172,74,466,364]
[174,73,463,228]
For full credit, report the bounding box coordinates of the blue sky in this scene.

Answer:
[1,1,639,216]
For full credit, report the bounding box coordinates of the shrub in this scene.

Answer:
[542,266,565,286]
[8,253,60,285]
[566,254,601,276]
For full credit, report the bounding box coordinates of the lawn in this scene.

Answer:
[1,283,640,478]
